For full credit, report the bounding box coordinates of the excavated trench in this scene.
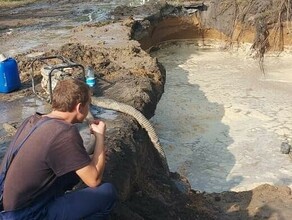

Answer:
[131,6,292,194]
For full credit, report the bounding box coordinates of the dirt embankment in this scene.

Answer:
[1,0,292,219]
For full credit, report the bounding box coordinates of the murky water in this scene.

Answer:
[151,40,292,193]
[0,97,51,124]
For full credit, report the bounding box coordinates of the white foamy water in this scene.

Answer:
[150,40,292,193]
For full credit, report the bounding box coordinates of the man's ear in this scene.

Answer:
[76,103,82,114]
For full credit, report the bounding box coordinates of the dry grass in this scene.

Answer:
[0,0,37,8]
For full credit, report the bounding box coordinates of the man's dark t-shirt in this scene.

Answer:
[2,114,91,211]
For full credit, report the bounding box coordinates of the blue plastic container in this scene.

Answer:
[0,58,21,93]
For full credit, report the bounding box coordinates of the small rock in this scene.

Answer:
[214,196,221,202]
[280,141,291,154]
[228,204,241,212]
[3,123,17,134]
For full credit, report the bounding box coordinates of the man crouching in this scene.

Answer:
[0,79,117,219]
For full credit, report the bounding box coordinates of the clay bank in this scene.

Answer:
[1,0,292,219]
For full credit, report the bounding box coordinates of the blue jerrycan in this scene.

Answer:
[0,58,21,93]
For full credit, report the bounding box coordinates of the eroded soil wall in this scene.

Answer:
[132,1,292,53]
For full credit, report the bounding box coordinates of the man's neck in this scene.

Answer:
[46,111,76,123]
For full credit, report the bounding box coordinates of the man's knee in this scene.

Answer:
[100,183,118,204]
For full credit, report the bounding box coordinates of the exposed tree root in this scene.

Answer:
[215,0,292,72]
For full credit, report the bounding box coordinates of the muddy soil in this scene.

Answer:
[1,0,292,219]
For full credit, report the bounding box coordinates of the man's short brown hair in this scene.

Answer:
[52,79,90,112]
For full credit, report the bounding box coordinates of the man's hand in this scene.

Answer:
[90,119,106,136]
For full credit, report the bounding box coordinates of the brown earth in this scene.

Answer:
[1,0,292,219]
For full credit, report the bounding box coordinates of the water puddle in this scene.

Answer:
[91,105,118,121]
[0,97,51,124]
[151,41,292,193]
